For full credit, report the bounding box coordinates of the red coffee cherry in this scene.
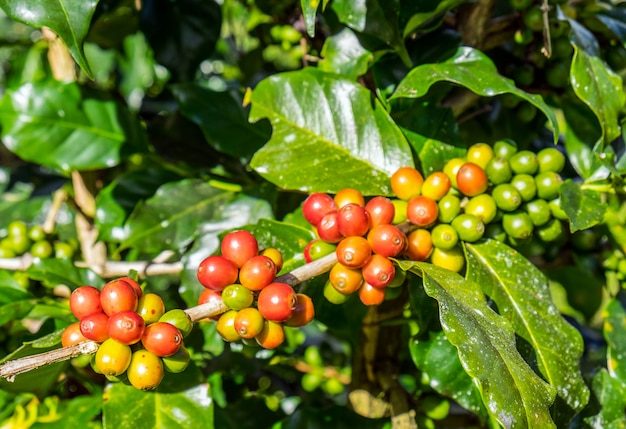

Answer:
[316,210,343,243]
[456,162,488,197]
[336,236,372,268]
[302,193,337,226]
[221,230,259,267]
[365,196,395,228]
[117,277,143,299]
[197,255,239,291]
[337,203,370,237]
[107,310,146,345]
[197,289,224,321]
[141,322,183,357]
[257,282,297,322]
[70,285,102,320]
[239,255,276,291]
[284,293,315,327]
[79,311,110,342]
[391,166,424,200]
[100,278,139,316]
[329,262,363,294]
[359,282,386,306]
[234,307,265,339]
[361,254,395,288]
[407,195,439,227]
[255,320,285,349]
[62,322,88,347]
[367,224,407,257]
[334,188,365,208]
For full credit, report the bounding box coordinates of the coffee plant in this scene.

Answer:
[0,0,625,427]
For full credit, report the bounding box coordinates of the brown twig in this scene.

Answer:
[0,252,339,380]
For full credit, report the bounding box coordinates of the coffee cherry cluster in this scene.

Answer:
[0,220,76,260]
[63,277,191,390]
[196,230,315,349]
[302,189,406,306]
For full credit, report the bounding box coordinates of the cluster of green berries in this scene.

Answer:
[302,188,406,306]
[63,277,192,390]
[0,220,76,259]
[299,346,348,396]
[196,230,315,349]
[263,25,303,70]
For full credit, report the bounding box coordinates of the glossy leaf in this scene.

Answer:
[331,0,410,66]
[0,300,36,326]
[560,179,607,232]
[121,179,238,254]
[0,81,147,173]
[26,258,103,290]
[570,45,625,147]
[465,240,589,416]
[318,28,373,80]
[604,298,626,384]
[409,331,487,419]
[252,218,315,274]
[300,0,321,37]
[172,84,271,159]
[583,369,626,429]
[0,0,98,78]
[402,0,465,37]
[401,260,557,428]
[391,47,560,144]
[562,104,606,180]
[103,365,213,429]
[249,68,413,195]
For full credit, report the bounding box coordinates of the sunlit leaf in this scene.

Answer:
[560,179,607,232]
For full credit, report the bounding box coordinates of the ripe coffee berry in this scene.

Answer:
[362,254,395,288]
[255,320,285,349]
[100,279,139,316]
[197,289,224,321]
[407,195,438,227]
[367,224,406,257]
[303,193,337,226]
[80,312,109,342]
[221,230,259,267]
[456,162,488,197]
[284,293,315,327]
[359,282,386,306]
[107,310,145,345]
[317,210,343,243]
[337,203,370,237]
[239,255,276,291]
[197,255,238,291]
[391,167,424,200]
[234,307,265,339]
[329,262,364,294]
[336,236,372,268]
[257,282,297,322]
[62,322,88,347]
[142,322,183,357]
[70,285,102,320]
[334,188,364,208]
[405,228,433,261]
[365,196,395,227]
[117,277,143,299]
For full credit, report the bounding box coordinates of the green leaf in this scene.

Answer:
[300,0,321,37]
[545,264,603,322]
[409,331,487,419]
[172,84,271,159]
[0,81,147,173]
[26,258,103,290]
[33,395,103,429]
[121,179,238,254]
[465,240,589,416]
[391,47,560,144]
[103,364,213,429]
[252,219,315,275]
[570,45,625,147]
[604,298,626,384]
[560,179,607,232]
[318,29,373,80]
[583,369,626,429]
[331,0,410,66]
[402,260,557,428]
[249,68,413,195]
[402,0,465,37]
[0,0,98,78]
[0,299,36,326]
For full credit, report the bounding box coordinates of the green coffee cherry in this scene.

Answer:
[437,194,461,224]
[510,174,537,201]
[502,211,534,240]
[451,214,485,243]
[492,184,523,212]
[524,199,552,226]
[431,224,459,250]
[485,157,513,185]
